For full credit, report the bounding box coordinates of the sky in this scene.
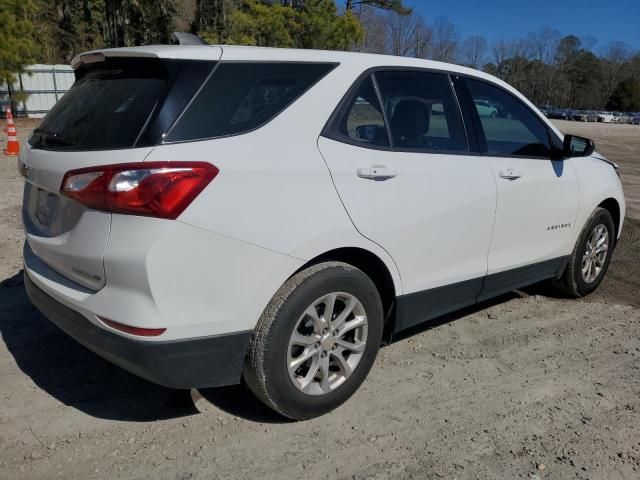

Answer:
[406,0,640,52]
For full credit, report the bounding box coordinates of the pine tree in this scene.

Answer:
[0,0,39,82]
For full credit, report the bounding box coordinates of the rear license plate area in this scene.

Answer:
[31,187,59,230]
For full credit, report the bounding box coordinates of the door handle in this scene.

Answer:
[499,168,522,180]
[357,166,397,180]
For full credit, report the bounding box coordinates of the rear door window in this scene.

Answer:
[336,76,389,147]
[374,70,468,152]
[165,62,336,142]
[30,58,213,151]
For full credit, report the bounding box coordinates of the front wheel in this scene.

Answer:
[243,262,383,420]
[552,207,616,297]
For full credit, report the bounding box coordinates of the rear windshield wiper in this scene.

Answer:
[33,129,77,147]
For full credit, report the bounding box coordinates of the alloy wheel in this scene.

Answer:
[582,224,609,283]
[287,292,368,395]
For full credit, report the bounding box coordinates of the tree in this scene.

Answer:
[601,41,631,106]
[192,0,238,43]
[412,16,432,59]
[569,50,604,108]
[224,0,362,51]
[386,10,418,56]
[226,0,298,47]
[0,0,39,83]
[34,0,104,64]
[33,0,175,63]
[104,0,176,48]
[345,0,411,15]
[125,0,177,46]
[526,27,560,105]
[459,35,487,69]
[607,77,640,111]
[355,5,386,53]
[430,16,457,62]
[299,0,363,50]
[1,0,39,113]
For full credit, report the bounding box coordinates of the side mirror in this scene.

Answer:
[563,134,595,158]
[356,124,385,144]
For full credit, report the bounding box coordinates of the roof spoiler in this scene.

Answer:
[171,32,209,46]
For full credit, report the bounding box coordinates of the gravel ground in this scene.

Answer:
[0,119,639,480]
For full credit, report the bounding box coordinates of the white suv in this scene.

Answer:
[21,45,625,420]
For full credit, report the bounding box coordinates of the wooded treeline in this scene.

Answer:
[356,7,640,111]
[2,0,639,110]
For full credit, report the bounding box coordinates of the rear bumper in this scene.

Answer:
[24,270,252,389]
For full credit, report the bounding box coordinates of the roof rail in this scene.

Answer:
[171,32,209,46]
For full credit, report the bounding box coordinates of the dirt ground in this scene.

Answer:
[0,119,639,480]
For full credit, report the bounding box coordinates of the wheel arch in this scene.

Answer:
[292,247,399,343]
[598,197,621,240]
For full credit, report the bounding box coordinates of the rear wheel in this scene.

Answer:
[243,262,383,420]
[552,207,615,297]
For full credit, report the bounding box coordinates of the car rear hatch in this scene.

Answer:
[22,48,221,290]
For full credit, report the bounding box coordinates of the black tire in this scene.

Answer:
[552,207,616,298]
[243,262,384,420]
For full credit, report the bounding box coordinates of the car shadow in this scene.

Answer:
[196,384,292,424]
[0,271,198,422]
[0,270,290,424]
[0,268,565,424]
[390,291,524,343]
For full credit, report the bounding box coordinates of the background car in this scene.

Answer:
[620,112,634,124]
[474,99,498,117]
[597,112,614,123]
[569,110,583,121]
[574,110,598,122]
[547,107,570,120]
[537,105,551,117]
[632,113,640,125]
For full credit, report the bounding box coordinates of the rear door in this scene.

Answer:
[318,70,496,330]
[455,76,579,299]
[22,53,218,290]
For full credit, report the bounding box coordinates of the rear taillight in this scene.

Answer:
[60,162,218,219]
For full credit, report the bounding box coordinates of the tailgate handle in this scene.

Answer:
[357,166,397,180]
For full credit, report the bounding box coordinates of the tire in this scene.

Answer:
[552,207,616,298]
[243,261,384,420]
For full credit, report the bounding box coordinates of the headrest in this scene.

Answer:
[390,100,430,144]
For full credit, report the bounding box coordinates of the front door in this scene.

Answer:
[460,77,579,299]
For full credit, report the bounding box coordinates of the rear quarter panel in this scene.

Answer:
[143,62,403,324]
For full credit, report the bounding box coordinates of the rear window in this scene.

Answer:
[29,58,214,151]
[165,62,336,142]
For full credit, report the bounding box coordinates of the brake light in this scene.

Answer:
[61,162,218,219]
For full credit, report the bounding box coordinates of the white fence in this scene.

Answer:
[1,64,75,117]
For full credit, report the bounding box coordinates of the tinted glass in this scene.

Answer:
[466,78,551,157]
[374,71,467,152]
[30,58,212,151]
[337,76,389,147]
[166,62,335,142]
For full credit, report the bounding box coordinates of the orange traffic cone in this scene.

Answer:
[4,106,19,156]
[4,105,16,132]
